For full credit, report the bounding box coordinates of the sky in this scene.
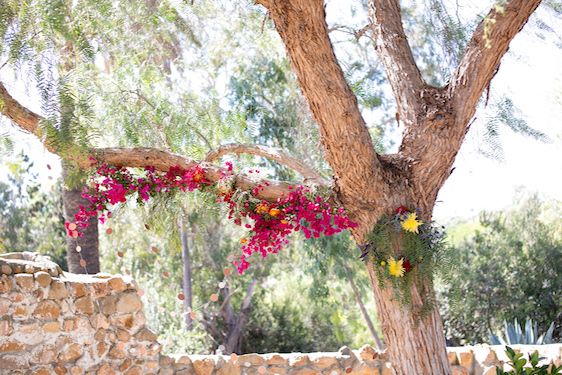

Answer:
[1,1,561,224]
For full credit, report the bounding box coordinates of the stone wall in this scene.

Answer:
[1,252,561,375]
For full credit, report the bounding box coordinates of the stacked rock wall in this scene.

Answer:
[1,252,561,374]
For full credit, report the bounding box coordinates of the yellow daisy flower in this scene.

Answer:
[401,212,423,234]
[388,257,405,277]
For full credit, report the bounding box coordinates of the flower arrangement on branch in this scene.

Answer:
[64,160,357,273]
[360,205,447,315]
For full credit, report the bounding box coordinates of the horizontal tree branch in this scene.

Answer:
[205,142,327,184]
[93,147,293,201]
[0,81,297,203]
[0,82,57,153]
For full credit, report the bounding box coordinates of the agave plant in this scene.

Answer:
[489,318,556,345]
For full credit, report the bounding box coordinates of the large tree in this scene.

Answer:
[0,0,546,373]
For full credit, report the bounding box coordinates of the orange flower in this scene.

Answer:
[269,208,281,217]
[280,220,288,225]
[240,238,248,244]
[192,171,203,182]
[255,203,269,215]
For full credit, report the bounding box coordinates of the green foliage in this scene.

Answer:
[0,153,67,268]
[403,0,471,85]
[242,295,342,353]
[364,212,448,317]
[495,346,562,375]
[490,318,555,345]
[481,98,550,160]
[439,194,562,345]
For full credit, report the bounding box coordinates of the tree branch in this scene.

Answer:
[0,81,296,203]
[398,0,541,213]
[368,0,425,127]
[328,23,372,41]
[258,0,386,223]
[449,0,542,126]
[205,143,327,184]
[0,82,54,151]
[93,147,294,201]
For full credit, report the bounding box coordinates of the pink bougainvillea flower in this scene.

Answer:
[64,161,356,275]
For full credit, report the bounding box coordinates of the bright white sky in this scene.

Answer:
[1,1,561,224]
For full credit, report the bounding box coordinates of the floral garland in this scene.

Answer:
[64,160,357,273]
[361,205,446,314]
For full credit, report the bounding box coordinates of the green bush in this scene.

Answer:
[439,195,562,345]
[0,154,67,269]
[495,346,562,375]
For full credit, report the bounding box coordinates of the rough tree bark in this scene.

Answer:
[61,163,100,274]
[0,0,543,372]
[59,39,101,274]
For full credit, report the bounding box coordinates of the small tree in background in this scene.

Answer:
[440,194,562,345]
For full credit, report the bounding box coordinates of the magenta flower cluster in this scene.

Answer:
[64,163,208,238]
[220,183,357,273]
[65,161,356,274]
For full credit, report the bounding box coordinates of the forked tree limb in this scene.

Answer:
[448,0,542,127]
[395,0,542,211]
[205,142,327,184]
[0,81,298,202]
[368,0,425,127]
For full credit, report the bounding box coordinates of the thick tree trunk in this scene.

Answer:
[367,264,449,374]
[180,217,193,330]
[61,163,100,274]
[257,0,539,372]
[353,207,450,374]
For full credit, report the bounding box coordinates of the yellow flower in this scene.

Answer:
[401,212,423,234]
[269,208,281,217]
[380,261,386,266]
[255,203,269,215]
[388,257,405,277]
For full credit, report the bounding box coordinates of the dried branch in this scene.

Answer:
[205,143,327,184]
[328,23,372,40]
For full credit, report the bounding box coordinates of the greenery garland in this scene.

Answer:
[361,206,447,317]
